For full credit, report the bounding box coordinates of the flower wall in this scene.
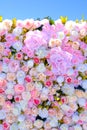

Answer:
[0,17,87,130]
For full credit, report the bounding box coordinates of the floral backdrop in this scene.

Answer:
[0,16,87,130]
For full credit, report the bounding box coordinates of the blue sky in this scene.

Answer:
[0,0,87,20]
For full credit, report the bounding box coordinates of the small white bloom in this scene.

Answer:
[77,98,86,107]
[35,82,43,90]
[39,108,48,118]
[17,70,25,79]
[36,47,48,58]
[57,76,64,83]
[74,124,82,130]
[13,27,22,36]
[72,114,79,122]
[42,87,49,94]
[61,104,70,112]
[27,59,34,68]
[20,100,27,111]
[57,31,65,40]
[12,108,20,116]
[18,122,26,130]
[0,73,6,79]
[2,63,8,73]
[82,80,87,90]
[36,63,46,73]
[62,84,74,96]
[65,21,76,31]
[10,123,18,130]
[67,68,74,76]
[0,125,3,130]
[18,115,25,122]
[34,119,43,129]
[0,110,6,120]
[77,63,87,72]
[22,92,31,101]
[5,88,14,95]
[12,41,22,52]
[84,48,87,57]
[49,117,58,127]
[60,124,68,130]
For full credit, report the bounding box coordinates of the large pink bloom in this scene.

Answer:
[48,47,72,75]
[24,30,47,53]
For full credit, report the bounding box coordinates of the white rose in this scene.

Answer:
[18,122,26,130]
[36,47,48,58]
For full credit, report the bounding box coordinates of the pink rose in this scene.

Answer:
[14,84,25,94]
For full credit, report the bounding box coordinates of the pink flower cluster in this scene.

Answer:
[0,18,87,130]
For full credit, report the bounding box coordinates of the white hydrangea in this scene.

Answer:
[0,110,6,120]
[39,108,48,118]
[62,84,75,96]
[74,124,82,130]
[60,124,68,130]
[12,41,22,52]
[82,80,87,90]
[13,27,22,36]
[10,123,18,130]
[36,63,46,73]
[57,76,64,83]
[77,63,87,72]
[27,59,34,68]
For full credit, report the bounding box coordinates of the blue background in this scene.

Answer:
[0,0,87,20]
